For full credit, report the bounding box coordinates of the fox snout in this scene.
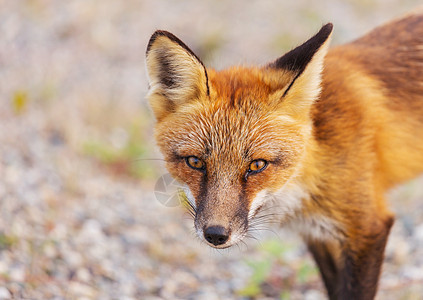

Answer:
[193,186,250,248]
[203,225,229,246]
[194,218,249,249]
[195,218,247,249]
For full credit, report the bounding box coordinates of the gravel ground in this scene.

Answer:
[1,1,423,299]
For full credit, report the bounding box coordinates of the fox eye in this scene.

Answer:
[186,156,205,170]
[248,159,267,173]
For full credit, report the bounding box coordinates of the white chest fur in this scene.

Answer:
[290,214,342,241]
[250,178,342,242]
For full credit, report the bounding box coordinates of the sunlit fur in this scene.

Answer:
[147,11,423,299]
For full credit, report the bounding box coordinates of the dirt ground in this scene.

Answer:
[1,1,423,299]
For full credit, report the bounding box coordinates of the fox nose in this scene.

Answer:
[204,225,229,246]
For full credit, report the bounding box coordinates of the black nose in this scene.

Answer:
[204,226,229,246]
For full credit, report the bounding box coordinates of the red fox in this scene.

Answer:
[145,9,423,300]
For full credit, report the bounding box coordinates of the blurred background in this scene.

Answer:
[1,0,423,299]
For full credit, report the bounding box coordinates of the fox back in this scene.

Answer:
[146,10,423,300]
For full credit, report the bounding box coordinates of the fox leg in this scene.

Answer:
[338,214,394,300]
[306,207,394,299]
[307,239,341,299]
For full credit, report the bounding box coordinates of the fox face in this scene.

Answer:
[146,25,332,248]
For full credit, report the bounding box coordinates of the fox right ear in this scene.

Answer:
[146,31,209,121]
[267,23,333,118]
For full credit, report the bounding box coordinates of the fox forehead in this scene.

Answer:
[171,109,292,158]
[207,66,294,107]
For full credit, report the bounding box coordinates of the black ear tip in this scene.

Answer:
[269,22,334,76]
[145,30,206,71]
[309,22,333,49]
[321,23,334,37]
[146,30,177,54]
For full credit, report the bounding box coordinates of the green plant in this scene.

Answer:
[237,239,292,298]
[82,118,157,179]
[0,233,17,250]
[238,238,319,298]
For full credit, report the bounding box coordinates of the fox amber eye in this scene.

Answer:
[249,159,267,173]
[186,156,205,170]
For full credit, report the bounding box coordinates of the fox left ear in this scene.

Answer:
[146,30,209,121]
[268,23,333,116]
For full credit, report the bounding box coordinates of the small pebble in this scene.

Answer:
[0,287,11,299]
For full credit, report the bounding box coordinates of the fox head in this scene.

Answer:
[146,24,332,248]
